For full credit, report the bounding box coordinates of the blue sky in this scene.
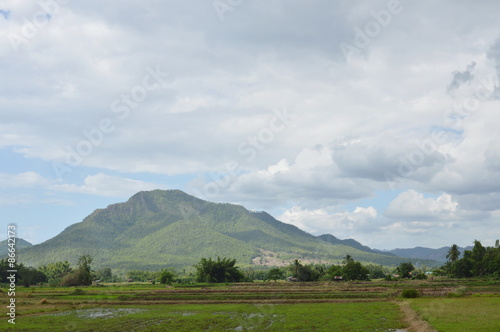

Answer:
[1,0,500,249]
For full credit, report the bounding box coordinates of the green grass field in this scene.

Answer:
[2,302,406,331]
[1,279,499,331]
[409,296,500,332]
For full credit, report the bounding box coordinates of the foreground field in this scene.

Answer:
[1,279,499,331]
[409,296,500,332]
[2,302,406,331]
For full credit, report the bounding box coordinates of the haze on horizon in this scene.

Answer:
[1,0,499,250]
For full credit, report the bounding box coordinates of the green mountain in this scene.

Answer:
[0,238,32,258]
[317,234,396,256]
[386,246,473,263]
[15,190,435,270]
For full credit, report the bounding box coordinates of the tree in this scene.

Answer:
[76,255,94,285]
[61,255,94,286]
[266,268,284,282]
[39,261,73,283]
[160,269,176,285]
[397,262,415,279]
[290,259,302,278]
[342,255,354,265]
[446,244,460,263]
[95,267,113,282]
[194,257,244,283]
[342,261,370,281]
[19,266,48,287]
[327,264,343,280]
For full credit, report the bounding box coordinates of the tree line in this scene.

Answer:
[2,239,498,287]
[440,240,500,278]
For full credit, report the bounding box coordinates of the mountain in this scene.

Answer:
[385,246,473,263]
[317,234,396,256]
[0,238,33,257]
[15,190,436,270]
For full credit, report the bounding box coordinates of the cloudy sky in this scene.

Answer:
[1,0,499,249]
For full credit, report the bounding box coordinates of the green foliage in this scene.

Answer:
[446,244,460,262]
[95,267,115,282]
[195,257,244,283]
[401,289,419,298]
[126,270,160,282]
[39,261,72,284]
[60,255,94,286]
[342,261,370,281]
[365,264,387,279]
[443,240,500,278]
[160,270,176,284]
[0,259,47,286]
[397,262,415,279]
[266,268,284,281]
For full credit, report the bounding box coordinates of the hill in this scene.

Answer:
[317,234,397,256]
[0,238,32,257]
[385,246,473,263]
[14,190,436,270]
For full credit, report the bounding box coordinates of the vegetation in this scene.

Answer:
[397,262,415,278]
[11,190,436,270]
[194,257,245,283]
[401,289,420,298]
[443,240,500,278]
[266,268,284,282]
[2,279,499,331]
[410,297,500,331]
[159,269,176,285]
[60,255,94,286]
[0,259,47,286]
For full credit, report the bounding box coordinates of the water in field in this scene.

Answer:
[49,308,148,319]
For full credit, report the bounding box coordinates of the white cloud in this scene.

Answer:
[2,0,500,247]
[50,173,165,197]
[278,205,379,237]
[0,172,49,187]
[385,190,489,221]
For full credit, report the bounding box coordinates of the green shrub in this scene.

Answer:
[70,288,86,295]
[402,289,419,298]
[447,286,467,297]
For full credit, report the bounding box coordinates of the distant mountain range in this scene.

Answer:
[7,190,445,270]
[0,238,33,258]
[380,246,473,263]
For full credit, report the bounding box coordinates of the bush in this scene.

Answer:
[160,270,176,285]
[402,289,419,298]
[60,272,81,286]
[70,288,86,295]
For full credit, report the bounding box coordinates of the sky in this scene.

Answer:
[1,0,499,250]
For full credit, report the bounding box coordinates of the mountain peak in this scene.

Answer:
[14,190,421,270]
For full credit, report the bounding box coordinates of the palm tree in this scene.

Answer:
[446,244,460,262]
[291,259,302,277]
[342,254,354,265]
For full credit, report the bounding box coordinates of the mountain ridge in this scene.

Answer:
[12,189,438,270]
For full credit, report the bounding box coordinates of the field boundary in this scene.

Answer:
[398,300,437,332]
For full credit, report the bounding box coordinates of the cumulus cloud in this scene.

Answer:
[278,205,379,237]
[385,190,489,221]
[2,0,500,247]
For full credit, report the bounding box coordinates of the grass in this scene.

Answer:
[2,302,406,331]
[409,296,500,332]
[1,279,499,331]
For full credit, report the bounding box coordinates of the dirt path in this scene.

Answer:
[397,301,437,332]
